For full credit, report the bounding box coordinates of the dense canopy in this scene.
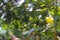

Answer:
[0,0,60,40]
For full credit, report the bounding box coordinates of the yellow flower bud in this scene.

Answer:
[45,17,54,24]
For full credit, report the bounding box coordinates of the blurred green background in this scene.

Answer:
[0,0,60,40]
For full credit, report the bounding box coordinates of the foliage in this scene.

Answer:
[0,0,60,40]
